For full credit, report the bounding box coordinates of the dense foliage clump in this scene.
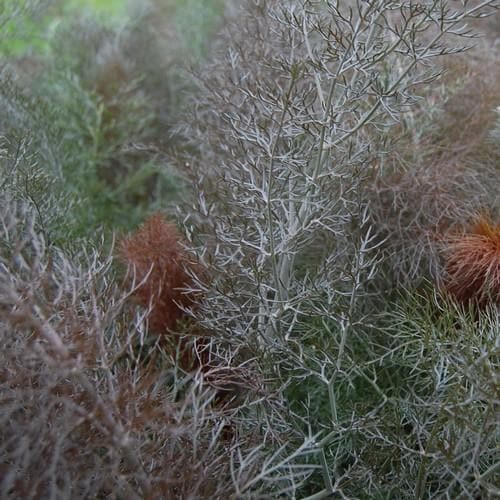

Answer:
[444,216,500,307]
[119,212,198,332]
[1,0,499,498]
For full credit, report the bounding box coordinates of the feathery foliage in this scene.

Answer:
[1,0,499,497]
[178,0,500,496]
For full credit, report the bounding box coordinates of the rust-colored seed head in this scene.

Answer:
[444,216,500,308]
[119,213,196,333]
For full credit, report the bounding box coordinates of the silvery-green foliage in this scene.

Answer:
[379,292,499,498]
[490,106,500,152]
[180,0,499,496]
[183,0,498,345]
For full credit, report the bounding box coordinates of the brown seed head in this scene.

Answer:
[119,213,196,333]
[444,215,500,308]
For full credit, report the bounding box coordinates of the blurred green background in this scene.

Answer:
[0,0,225,244]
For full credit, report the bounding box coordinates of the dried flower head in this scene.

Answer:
[443,216,500,307]
[119,213,196,332]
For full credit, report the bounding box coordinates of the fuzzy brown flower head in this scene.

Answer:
[119,213,197,333]
[444,216,500,307]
